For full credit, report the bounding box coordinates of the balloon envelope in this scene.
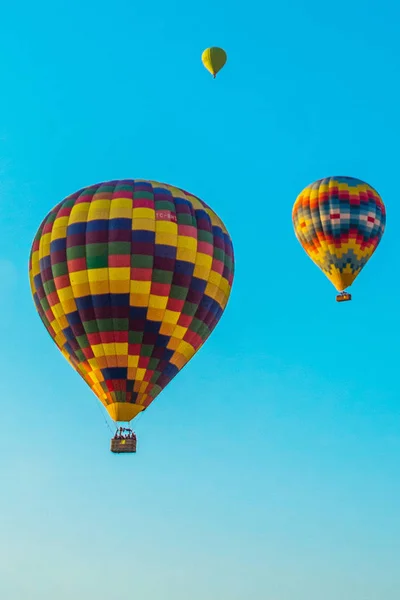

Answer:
[201,47,227,77]
[29,180,235,422]
[292,176,386,292]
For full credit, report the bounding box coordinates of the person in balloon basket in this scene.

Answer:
[114,427,136,441]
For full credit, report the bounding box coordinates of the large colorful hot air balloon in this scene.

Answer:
[201,47,227,78]
[29,180,235,452]
[292,176,386,302]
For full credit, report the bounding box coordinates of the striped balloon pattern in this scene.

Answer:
[29,180,235,423]
[292,176,386,292]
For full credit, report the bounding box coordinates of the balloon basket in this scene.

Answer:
[110,430,137,453]
[336,292,352,303]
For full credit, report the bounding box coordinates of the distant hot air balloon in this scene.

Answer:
[201,47,227,78]
[29,180,235,452]
[292,176,386,302]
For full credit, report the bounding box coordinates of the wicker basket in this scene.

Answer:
[336,293,352,303]
[110,437,137,453]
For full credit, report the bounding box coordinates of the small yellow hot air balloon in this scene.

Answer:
[201,47,227,78]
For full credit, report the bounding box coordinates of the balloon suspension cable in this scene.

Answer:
[112,410,145,439]
[94,399,114,435]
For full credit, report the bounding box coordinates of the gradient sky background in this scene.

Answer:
[0,1,399,598]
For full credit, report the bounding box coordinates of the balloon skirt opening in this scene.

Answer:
[106,402,144,422]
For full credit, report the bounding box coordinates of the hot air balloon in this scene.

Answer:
[292,176,386,302]
[29,180,235,452]
[201,47,227,78]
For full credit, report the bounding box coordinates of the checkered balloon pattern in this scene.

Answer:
[29,180,235,423]
[292,176,386,292]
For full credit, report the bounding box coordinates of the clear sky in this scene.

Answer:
[0,1,399,598]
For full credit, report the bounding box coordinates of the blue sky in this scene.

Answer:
[1,0,399,598]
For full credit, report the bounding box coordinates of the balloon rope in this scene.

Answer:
[94,400,115,435]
